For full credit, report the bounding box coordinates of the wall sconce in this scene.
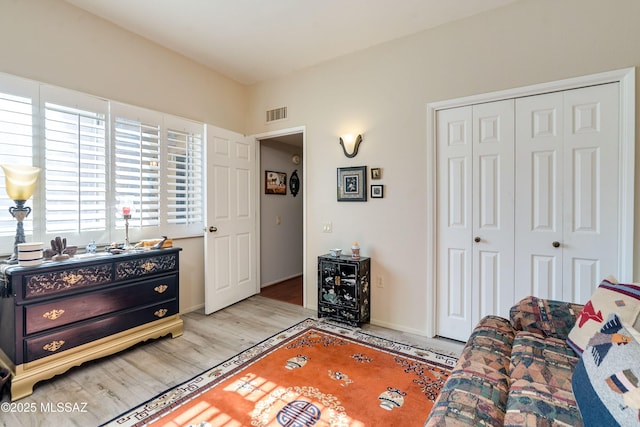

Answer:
[339,134,363,158]
[1,164,41,263]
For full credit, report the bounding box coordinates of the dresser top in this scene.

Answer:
[318,254,369,262]
[1,248,182,299]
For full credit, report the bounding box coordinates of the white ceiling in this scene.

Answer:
[65,0,519,85]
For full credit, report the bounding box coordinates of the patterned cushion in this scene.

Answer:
[567,278,640,354]
[510,296,583,340]
[426,315,515,426]
[572,314,640,425]
[505,331,583,426]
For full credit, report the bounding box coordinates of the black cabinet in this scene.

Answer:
[318,254,370,326]
[0,248,183,400]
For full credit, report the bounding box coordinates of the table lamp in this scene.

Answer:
[1,165,41,263]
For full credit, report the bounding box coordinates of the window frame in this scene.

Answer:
[0,72,205,253]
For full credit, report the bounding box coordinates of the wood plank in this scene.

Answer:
[260,275,303,305]
[0,296,462,425]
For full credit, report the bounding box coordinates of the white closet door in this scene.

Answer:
[562,83,619,302]
[437,100,514,341]
[436,106,473,341]
[515,83,620,303]
[472,100,515,320]
[514,92,565,301]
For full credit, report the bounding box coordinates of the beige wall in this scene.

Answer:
[0,0,249,313]
[3,0,640,335]
[247,0,640,334]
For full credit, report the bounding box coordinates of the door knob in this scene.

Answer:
[474,237,481,243]
[205,226,218,233]
[552,241,560,248]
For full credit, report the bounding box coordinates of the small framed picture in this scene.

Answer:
[371,168,381,180]
[265,170,287,195]
[371,184,384,198]
[337,166,367,201]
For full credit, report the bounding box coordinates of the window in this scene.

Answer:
[165,117,204,236]
[0,73,205,251]
[42,86,108,240]
[112,103,162,238]
[0,76,37,245]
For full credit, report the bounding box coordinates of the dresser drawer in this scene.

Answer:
[24,299,178,362]
[115,253,178,281]
[23,263,114,300]
[24,274,177,335]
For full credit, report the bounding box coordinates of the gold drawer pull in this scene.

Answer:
[62,273,83,285]
[43,340,65,352]
[154,309,168,318]
[43,309,65,321]
[154,285,168,294]
[142,261,157,271]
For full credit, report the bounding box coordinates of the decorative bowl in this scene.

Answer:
[17,242,43,251]
[329,248,342,257]
[18,258,43,267]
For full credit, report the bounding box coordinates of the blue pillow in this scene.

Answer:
[572,313,640,426]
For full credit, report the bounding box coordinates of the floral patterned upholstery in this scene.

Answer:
[426,297,584,426]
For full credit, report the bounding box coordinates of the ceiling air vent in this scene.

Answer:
[266,106,287,123]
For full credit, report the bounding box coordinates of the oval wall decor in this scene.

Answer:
[289,170,300,197]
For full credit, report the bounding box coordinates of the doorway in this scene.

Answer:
[258,131,304,306]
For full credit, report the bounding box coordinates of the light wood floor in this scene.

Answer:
[0,296,463,426]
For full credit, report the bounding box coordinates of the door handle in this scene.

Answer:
[552,241,560,248]
[205,226,218,233]
[474,237,481,243]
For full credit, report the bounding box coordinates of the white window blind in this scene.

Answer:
[112,104,162,235]
[165,117,204,236]
[0,75,38,248]
[42,92,108,238]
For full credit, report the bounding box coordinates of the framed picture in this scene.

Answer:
[337,166,367,201]
[371,184,384,198]
[265,170,287,195]
[371,168,381,180]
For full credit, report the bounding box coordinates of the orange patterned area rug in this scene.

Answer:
[102,319,457,427]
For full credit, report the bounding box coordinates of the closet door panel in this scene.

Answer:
[473,100,514,320]
[515,92,564,302]
[563,83,619,302]
[436,106,473,341]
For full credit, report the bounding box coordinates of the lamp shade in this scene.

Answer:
[1,165,41,201]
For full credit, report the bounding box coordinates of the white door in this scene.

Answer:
[204,125,257,314]
[515,83,620,303]
[436,100,515,341]
[514,91,565,300]
[437,106,474,340]
[472,101,515,320]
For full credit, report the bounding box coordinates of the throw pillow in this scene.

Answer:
[509,296,583,340]
[572,314,640,426]
[566,278,640,354]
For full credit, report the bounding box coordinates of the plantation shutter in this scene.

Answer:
[164,117,204,236]
[41,86,108,240]
[0,72,207,252]
[112,103,162,237]
[0,75,38,247]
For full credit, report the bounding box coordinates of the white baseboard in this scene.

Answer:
[182,303,204,313]
[369,317,428,337]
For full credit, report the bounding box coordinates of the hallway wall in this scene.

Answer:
[260,138,303,286]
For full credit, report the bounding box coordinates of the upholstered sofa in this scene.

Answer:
[426,296,584,426]
[426,279,640,426]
